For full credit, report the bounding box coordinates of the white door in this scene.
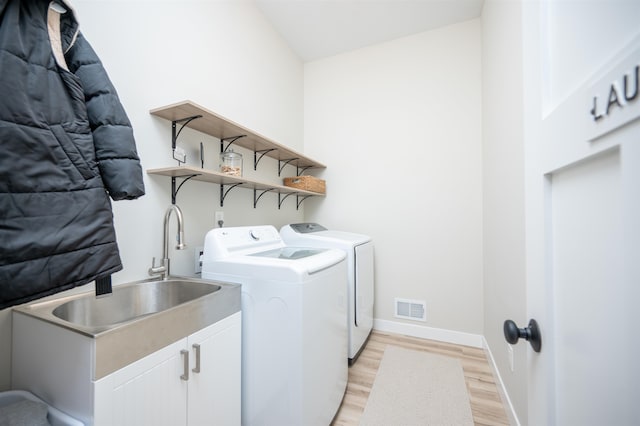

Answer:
[523,2,640,425]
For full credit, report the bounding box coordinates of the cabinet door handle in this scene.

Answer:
[180,349,189,381]
[192,343,201,374]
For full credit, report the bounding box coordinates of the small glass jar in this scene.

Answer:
[219,150,243,176]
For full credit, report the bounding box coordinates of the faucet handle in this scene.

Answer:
[148,257,166,277]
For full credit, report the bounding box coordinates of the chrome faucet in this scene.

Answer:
[149,204,187,280]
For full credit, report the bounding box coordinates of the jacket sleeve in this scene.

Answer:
[65,32,145,201]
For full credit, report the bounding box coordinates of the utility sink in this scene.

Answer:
[51,279,220,327]
[13,277,241,379]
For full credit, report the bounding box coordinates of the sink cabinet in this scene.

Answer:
[94,312,241,426]
[12,311,241,425]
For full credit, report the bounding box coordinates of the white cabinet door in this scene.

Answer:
[187,312,241,426]
[94,339,188,426]
[94,313,241,426]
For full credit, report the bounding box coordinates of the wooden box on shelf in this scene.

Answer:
[283,176,326,194]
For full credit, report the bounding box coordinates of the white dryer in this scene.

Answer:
[201,225,347,426]
[280,223,374,364]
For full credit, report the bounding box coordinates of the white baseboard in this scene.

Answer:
[482,337,520,426]
[373,319,484,348]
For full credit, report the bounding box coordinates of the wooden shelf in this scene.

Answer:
[150,100,326,170]
[148,101,326,208]
[146,165,326,197]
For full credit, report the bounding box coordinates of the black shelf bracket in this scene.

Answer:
[254,148,277,170]
[296,195,314,210]
[278,192,295,209]
[172,115,202,149]
[172,115,202,165]
[171,174,199,205]
[219,182,244,207]
[220,135,247,153]
[296,165,313,176]
[278,158,299,176]
[253,188,275,208]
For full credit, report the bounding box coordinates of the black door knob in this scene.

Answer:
[503,319,542,352]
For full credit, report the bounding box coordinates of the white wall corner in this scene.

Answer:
[482,336,521,426]
[373,319,483,348]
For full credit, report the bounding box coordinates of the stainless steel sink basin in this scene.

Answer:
[13,277,241,379]
[51,279,220,327]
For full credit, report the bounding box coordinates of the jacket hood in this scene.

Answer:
[47,1,79,71]
[52,0,80,54]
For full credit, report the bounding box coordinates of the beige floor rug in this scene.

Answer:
[359,345,474,426]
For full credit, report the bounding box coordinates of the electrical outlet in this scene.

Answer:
[215,211,224,227]
[507,344,514,372]
[194,246,204,274]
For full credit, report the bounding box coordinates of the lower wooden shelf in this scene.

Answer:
[147,166,325,208]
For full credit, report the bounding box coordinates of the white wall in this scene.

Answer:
[481,0,527,422]
[75,0,306,282]
[304,20,483,335]
[0,0,304,391]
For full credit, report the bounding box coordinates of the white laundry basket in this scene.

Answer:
[0,390,83,426]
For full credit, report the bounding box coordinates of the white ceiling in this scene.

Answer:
[254,0,485,62]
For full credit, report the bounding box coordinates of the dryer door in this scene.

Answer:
[354,241,374,330]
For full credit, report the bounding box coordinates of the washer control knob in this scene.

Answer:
[250,230,260,241]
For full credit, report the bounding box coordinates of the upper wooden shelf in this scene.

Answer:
[150,100,325,170]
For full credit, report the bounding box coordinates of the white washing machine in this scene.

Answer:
[280,223,374,364]
[201,225,347,426]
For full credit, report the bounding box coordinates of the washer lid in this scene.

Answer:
[250,247,326,260]
[281,224,371,245]
[288,223,327,234]
[309,230,371,244]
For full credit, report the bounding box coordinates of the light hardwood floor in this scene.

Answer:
[331,331,510,426]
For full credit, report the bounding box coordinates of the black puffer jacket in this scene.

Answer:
[0,0,145,309]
